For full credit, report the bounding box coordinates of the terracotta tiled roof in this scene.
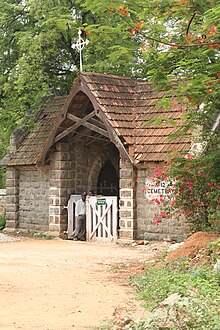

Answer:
[80,72,190,162]
[8,96,66,166]
[7,72,191,166]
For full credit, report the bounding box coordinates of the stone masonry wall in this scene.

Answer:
[0,189,6,215]
[136,163,185,241]
[48,141,119,236]
[48,142,75,234]
[19,168,50,231]
[6,167,19,229]
[119,158,137,240]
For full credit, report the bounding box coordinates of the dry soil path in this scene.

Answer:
[0,237,169,330]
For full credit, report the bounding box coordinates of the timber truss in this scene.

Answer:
[54,110,110,145]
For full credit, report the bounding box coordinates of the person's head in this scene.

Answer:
[81,192,87,201]
[88,190,94,196]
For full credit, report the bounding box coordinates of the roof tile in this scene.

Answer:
[7,73,191,165]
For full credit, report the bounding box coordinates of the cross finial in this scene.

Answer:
[72,30,89,72]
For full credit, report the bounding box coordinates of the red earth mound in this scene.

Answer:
[166,231,219,261]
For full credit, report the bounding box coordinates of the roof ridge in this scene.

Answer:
[80,71,147,82]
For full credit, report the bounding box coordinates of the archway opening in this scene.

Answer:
[97,161,119,197]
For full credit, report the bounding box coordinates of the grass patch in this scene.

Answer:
[0,212,6,230]
[130,262,220,329]
[134,262,220,310]
[26,230,54,240]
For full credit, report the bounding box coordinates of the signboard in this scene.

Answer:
[96,198,107,205]
[145,179,174,200]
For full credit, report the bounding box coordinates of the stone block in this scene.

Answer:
[49,206,61,215]
[119,219,125,227]
[120,169,133,178]
[118,229,134,239]
[120,189,133,198]
[119,210,132,218]
[49,223,60,232]
[55,143,69,152]
[54,215,60,224]
[120,158,132,166]
[67,170,75,179]
[6,220,18,229]
[119,178,133,188]
[6,195,19,205]
[49,187,60,197]
[6,211,19,221]
[6,169,19,180]
[6,204,19,212]
[53,160,72,170]
[6,178,18,187]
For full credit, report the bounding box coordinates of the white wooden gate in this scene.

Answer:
[66,194,81,238]
[86,196,118,242]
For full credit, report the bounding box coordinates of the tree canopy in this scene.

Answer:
[0,0,219,215]
[1,0,219,132]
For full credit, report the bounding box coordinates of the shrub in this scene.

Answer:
[145,149,220,232]
[0,212,6,230]
[131,262,220,329]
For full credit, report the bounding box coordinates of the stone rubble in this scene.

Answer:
[0,232,19,243]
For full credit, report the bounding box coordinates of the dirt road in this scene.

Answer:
[0,238,168,330]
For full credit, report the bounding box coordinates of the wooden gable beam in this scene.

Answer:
[89,117,106,130]
[69,127,91,144]
[54,111,96,143]
[67,112,109,138]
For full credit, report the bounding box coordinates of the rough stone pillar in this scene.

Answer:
[49,143,74,235]
[118,158,137,240]
[5,167,19,229]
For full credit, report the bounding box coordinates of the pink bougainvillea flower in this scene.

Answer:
[160,211,169,217]
[153,215,161,225]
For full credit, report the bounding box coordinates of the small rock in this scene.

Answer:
[213,259,220,273]
[136,240,144,245]
[155,293,181,308]
[167,242,184,253]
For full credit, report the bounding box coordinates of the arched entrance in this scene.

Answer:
[97,161,119,196]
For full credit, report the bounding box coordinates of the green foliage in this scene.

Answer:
[0,167,6,189]
[0,212,6,230]
[166,149,220,232]
[129,263,220,329]
[82,0,220,128]
[0,0,219,226]
[143,143,219,231]
[1,0,219,131]
[26,230,54,240]
[209,238,220,262]
[135,263,219,310]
